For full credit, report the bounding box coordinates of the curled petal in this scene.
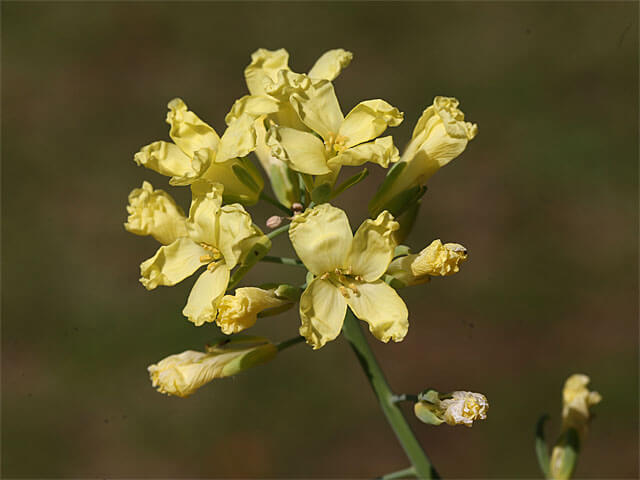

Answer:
[348,211,399,282]
[218,204,264,268]
[225,95,280,125]
[139,237,208,290]
[217,287,289,334]
[290,79,344,141]
[289,203,352,276]
[329,136,400,169]
[299,278,347,349]
[411,239,468,277]
[216,114,258,163]
[339,99,403,148]
[166,98,220,156]
[186,181,224,246]
[267,125,331,175]
[344,280,408,343]
[182,263,230,326]
[245,48,290,96]
[124,181,187,245]
[308,49,353,81]
[134,141,211,185]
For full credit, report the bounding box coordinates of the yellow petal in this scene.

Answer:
[124,181,188,245]
[186,181,223,246]
[290,80,344,141]
[267,125,331,175]
[329,136,400,169]
[345,279,408,343]
[338,99,403,148]
[182,263,230,326]
[201,159,262,206]
[215,113,258,164]
[308,49,353,81]
[348,211,399,282]
[217,287,288,334]
[289,203,353,275]
[386,254,431,287]
[299,278,347,349]
[139,237,208,290]
[411,239,468,277]
[217,204,262,268]
[245,48,290,96]
[224,95,280,126]
[166,98,220,156]
[134,141,211,185]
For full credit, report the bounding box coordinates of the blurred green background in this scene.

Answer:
[2,2,638,478]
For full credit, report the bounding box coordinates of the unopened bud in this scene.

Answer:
[414,389,489,427]
[266,215,283,229]
[291,202,304,213]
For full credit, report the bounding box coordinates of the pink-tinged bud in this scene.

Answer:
[291,202,304,213]
[266,216,283,229]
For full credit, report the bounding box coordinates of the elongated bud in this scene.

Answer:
[124,181,188,245]
[148,337,277,398]
[216,287,292,334]
[386,239,468,287]
[414,389,488,427]
[370,96,477,217]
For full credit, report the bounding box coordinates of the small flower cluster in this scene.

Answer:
[125,48,480,401]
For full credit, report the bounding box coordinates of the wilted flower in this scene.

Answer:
[216,287,292,334]
[414,389,488,427]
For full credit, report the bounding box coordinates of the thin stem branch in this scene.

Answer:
[260,192,292,215]
[342,312,439,479]
[392,394,420,404]
[261,255,305,267]
[267,223,290,240]
[276,336,305,351]
[378,466,417,480]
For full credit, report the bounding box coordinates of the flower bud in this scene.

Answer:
[148,337,277,397]
[266,215,283,229]
[386,240,468,287]
[216,287,291,334]
[369,96,477,216]
[414,389,488,427]
[124,181,188,245]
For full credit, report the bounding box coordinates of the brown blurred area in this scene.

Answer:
[2,2,638,478]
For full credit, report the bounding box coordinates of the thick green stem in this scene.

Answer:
[342,312,439,479]
[260,192,292,215]
[276,335,305,351]
[379,466,416,480]
[267,223,290,240]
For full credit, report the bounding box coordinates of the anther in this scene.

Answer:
[320,272,330,280]
[339,285,350,298]
[207,262,218,272]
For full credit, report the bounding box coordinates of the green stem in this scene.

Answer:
[260,192,292,215]
[267,223,290,240]
[378,466,416,480]
[261,255,305,267]
[342,312,439,479]
[276,335,305,352]
[392,394,420,404]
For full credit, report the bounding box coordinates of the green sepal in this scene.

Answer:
[257,303,295,318]
[535,414,551,479]
[395,199,422,244]
[393,245,411,258]
[414,390,445,426]
[311,182,332,204]
[227,236,272,291]
[551,428,580,480]
[268,163,300,208]
[368,162,407,216]
[383,273,407,290]
[232,159,262,193]
[331,168,369,199]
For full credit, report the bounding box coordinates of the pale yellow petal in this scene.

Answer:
[290,80,344,141]
[186,181,223,245]
[348,211,399,282]
[139,237,208,290]
[124,181,188,245]
[166,98,220,156]
[182,263,230,326]
[308,49,353,81]
[215,113,258,163]
[329,136,399,169]
[345,280,408,343]
[201,159,263,205]
[134,141,211,185]
[217,204,261,268]
[411,240,468,277]
[386,254,431,287]
[267,125,331,175]
[224,95,280,125]
[338,99,403,148]
[217,287,288,334]
[299,278,347,349]
[289,203,353,275]
[245,48,290,96]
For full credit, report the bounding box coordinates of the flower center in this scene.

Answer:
[325,132,348,155]
[320,266,363,298]
[462,397,486,420]
[199,243,223,271]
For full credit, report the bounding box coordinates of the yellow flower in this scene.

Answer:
[267,79,402,177]
[138,181,269,326]
[148,337,277,398]
[370,96,477,216]
[134,98,263,205]
[289,204,408,349]
[124,181,187,245]
[414,390,488,427]
[216,287,291,334]
[550,374,601,480]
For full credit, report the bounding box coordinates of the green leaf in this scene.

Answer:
[331,168,369,199]
[232,160,260,192]
[535,414,551,479]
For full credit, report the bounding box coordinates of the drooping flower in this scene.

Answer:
[414,389,489,427]
[124,181,188,245]
[138,181,269,326]
[148,337,277,397]
[387,239,468,287]
[216,287,292,334]
[134,98,264,205]
[289,203,408,349]
[370,96,477,216]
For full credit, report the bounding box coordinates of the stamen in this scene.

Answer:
[339,285,350,298]
[207,262,218,272]
[348,283,360,295]
[320,272,330,280]
[200,254,213,263]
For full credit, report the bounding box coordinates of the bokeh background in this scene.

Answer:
[2,2,638,478]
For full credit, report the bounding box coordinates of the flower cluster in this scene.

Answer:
[125,48,478,398]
